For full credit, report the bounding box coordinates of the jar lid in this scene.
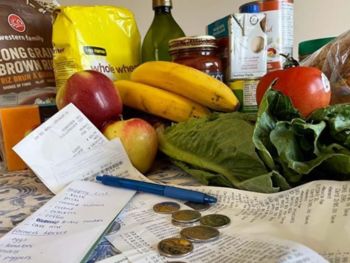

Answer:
[239,2,260,13]
[169,36,217,52]
[298,37,335,56]
[153,0,172,9]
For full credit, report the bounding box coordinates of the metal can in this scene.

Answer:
[229,79,260,113]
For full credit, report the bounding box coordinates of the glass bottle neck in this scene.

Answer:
[154,6,172,14]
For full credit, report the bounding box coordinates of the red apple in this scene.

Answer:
[56,70,123,130]
[103,118,158,173]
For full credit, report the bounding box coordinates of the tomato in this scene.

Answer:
[256,66,331,117]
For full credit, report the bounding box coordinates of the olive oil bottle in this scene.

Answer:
[142,0,185,62]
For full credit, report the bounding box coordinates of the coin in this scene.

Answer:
[153,202,181,214]
[172,210,201,223]
[158,237,193,258]
[180,225,220,243]
[184,201,211,211]
[171,219,197,228]
[200,214,231,228]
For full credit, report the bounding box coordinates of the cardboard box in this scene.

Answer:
[208,13,267,81]
[0,104,57,171]
[260,0,294,71]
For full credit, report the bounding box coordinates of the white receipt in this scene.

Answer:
[13,103,109,193]
[0,180,136,263]
[50,138,139,187]
[103,179,350,263]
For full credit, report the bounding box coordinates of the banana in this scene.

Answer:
[131,61,239,112]
[115,80,210,122]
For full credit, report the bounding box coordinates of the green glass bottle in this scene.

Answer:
[142,0,185,62]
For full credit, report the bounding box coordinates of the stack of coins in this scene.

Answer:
[172,210,201,227]
[153,201,231,258]
[180,225,220,243]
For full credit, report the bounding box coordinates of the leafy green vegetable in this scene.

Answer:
[157,112,290,193]
[309,104,350,148]
[253,89,301,172]
[254,89,350,184]
[158,89,350,193]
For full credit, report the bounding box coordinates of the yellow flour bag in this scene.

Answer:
[52,6,140,90]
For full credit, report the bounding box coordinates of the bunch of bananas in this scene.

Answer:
[114,61,239,122]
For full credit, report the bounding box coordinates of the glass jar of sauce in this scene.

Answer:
[169,35,224,81]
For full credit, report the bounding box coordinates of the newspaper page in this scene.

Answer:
[104,169,350,263]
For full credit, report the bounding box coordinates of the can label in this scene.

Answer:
[242,80,259,112]
[229,79,259,113]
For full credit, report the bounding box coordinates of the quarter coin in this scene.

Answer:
[172,210,201,223]
[153,202,181,214]
[200,214,230,228]
[158,237,193,258]
[184,201,211,211]
[180,225,220,243]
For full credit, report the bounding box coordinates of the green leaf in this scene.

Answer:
[157,112,271,192]
[237,171,291,193]
[172,160,234,187]
[268,119,328,182]
[309,104,350,148]
[254,88,350,185]
[319,154,350,180]
[173,159,290,193]
[253,88,300,171]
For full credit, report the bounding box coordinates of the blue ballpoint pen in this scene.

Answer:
[96,175,217,204]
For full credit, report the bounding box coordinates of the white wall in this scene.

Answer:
[59,0,350,56]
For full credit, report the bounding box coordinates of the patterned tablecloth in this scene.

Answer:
[0,169,53,237]
[0,160,199,262]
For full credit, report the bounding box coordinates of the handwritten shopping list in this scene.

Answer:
[13,103,108,194]
[0,180,136,263]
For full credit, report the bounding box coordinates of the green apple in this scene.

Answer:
[103,118,158,173]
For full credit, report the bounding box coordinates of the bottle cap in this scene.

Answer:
[153,0,172,9]
[169,35,217,52]
[239,1,260,13]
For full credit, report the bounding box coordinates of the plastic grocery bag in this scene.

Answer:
[301,30,350,104]
[52,6,141,91]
